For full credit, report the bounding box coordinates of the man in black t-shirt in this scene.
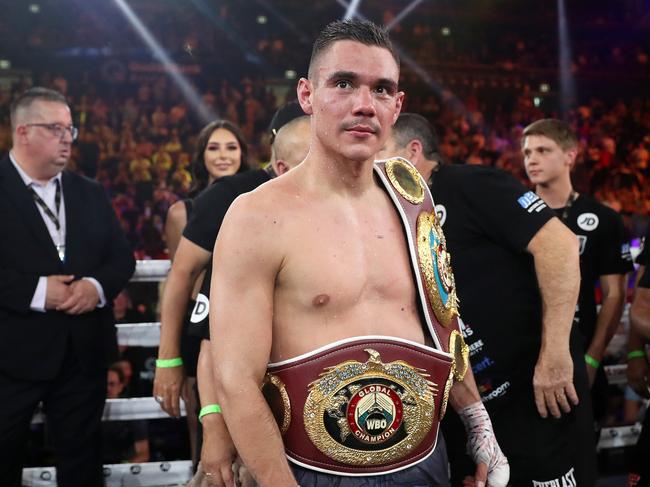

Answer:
[628,227,650,487]
[379,113,596,486]
[523,119,632,395]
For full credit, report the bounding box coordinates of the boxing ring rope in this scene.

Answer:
[22,460,193,487]
[23,260,646,485]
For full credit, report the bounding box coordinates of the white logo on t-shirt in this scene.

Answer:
[577,212,599,231]
[577,235,587,255]
[435,204,447,226]
[190,293,210,324]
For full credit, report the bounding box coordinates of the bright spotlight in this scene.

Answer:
[540,83,550,93]
[0,60,10,70]
[343,0,362,20]
[533,97,542,107]
[256,15,267,25]
[284,70,297,80]
[112,0,216,123]
[29,4,40,13]
[441,27,451,36]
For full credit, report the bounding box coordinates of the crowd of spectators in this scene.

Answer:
[0,80,648,257]
[0,0,648,256]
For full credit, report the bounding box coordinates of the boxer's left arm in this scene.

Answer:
[451,368,509,487]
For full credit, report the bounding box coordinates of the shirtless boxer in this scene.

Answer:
[209,20,508,487]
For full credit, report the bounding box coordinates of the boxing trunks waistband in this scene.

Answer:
[263,335,454,476]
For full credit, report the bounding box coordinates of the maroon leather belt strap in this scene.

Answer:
[373,158,468,383]
[263,336,453,476]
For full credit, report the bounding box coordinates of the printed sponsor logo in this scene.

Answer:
[190,293,209,323]
[130,465,142,475]
[472,356,494,374]
[517,191,547,213]
[140,357,156,381]
[481,381,511,402]
[527,199,547,213]
[577,235,587,255]
[468,339,484,357]
[435,204,447,227]
[577,212,599,231]
[532,467,577,487]
[517,191,539,209]
[160,462,171,472]
[622,243,632,261]
[458,317,473,338]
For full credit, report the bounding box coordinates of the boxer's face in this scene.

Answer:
[299,40,403,163]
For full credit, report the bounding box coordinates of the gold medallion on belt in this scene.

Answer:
[385,158,425,205]
[416,211,459,327]
[302,348,437,466]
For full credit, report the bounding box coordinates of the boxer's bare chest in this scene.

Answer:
[276,191,418,320]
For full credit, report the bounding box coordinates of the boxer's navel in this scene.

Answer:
[312,294,331,307]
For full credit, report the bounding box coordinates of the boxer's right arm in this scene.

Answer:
[210,194,298,487]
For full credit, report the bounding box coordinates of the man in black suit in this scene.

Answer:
[0,87,135,486]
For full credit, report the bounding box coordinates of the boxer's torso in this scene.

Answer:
[253,166,426,363]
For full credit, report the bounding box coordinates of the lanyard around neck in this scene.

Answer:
[30,179,62,231]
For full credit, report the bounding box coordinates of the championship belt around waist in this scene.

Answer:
[262,336,453,476]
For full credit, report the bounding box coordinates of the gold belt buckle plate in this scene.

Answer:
[303,348,438,466]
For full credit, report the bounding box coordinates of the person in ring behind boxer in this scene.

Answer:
[208,20,508,487]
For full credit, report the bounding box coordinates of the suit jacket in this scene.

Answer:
[0,155,135,381]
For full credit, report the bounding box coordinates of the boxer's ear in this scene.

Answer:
[297,78,314,116]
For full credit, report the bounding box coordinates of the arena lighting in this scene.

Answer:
[0,59,10,69]
[441,26,451,36]
[254,0,311,45]
[557,0,576,117]
[343,0,363,21]
[256,14,267,25]
[189,0,266,67]
[285,69,297,79]
[385,0,425,31]
[533,97,542,107]
[29,4,40,13]
[540,83,550,93]
[112,0,216,124]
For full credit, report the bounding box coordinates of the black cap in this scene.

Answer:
[268,101,305,143]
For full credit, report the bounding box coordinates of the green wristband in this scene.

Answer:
[155,357,183,368]
[584,354,600,369]
[199,404,222,422]
[628,350,646,360]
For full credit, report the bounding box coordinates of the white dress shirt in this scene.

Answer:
[9,153,106,311]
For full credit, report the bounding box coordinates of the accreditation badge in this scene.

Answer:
[303,348,438,466]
